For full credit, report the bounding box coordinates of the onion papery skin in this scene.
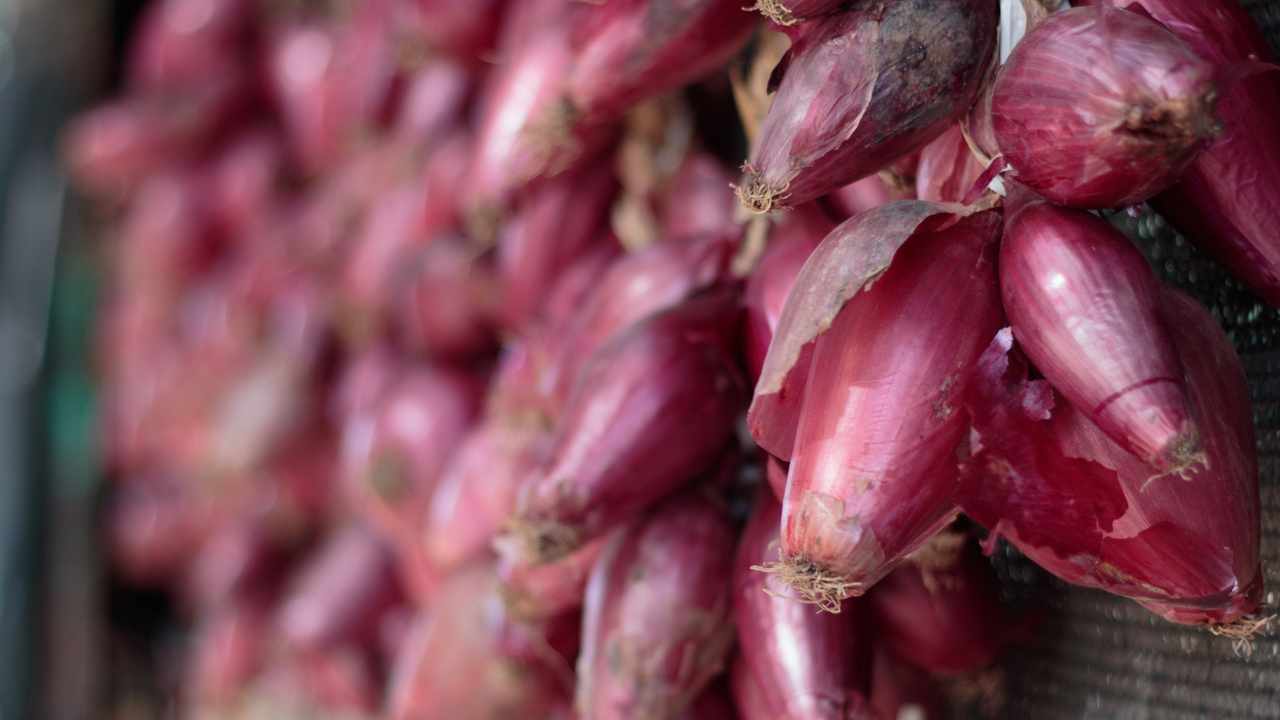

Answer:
[915,124,986,204]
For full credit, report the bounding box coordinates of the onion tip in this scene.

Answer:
[751,556,862,613]
[735,166,788,214]
[1209,615,1274,657]
[749,0,798,26]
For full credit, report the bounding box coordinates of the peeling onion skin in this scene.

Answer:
[959,289,1262,626]
[576,491,737,720]
[1079,0,1280,307]
[1000,193,1201,473]
[734,489,873,719]
[739,0,997,213]
[505,290,745,565]
[765,204,1003,609]
[991,6,1219,209]
[915,124,986,204]
[866,542,1008,675]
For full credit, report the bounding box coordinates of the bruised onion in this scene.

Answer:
[502,291,744,564]
[737,0,997,213]
[1079,0,1280,307]
[1001,194,1202,473]
[866,534,1008,675]
[991,5,1219,208]
[750,202,1003,610]
[576,491,736,720]
[734,489,872,718]
[959,291,1261,627]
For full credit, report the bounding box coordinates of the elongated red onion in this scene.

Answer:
[959,294,1261,626]
[576,491,736,719]
[410,0,507,61]
[1001,193,1201,472]
[866,534,1008,675]
[744,204,831,381]
[183,513,295,612]
[500,537,609,621]
[1078,0,1280,307]
[541,242,624,336]
[206,129,285,242]
[992,6,1218,208]
[497,158,618,330]
[278,525,406,653]
[734,489,872,718]
[916,124,986,204]
[388,565,571,720]
[416,128,472,240]
[339,182,428,336]
[108,473,216,585]
[422,421,550,573]
[869,645,948,720]
[750,202,1003,610]
[738,0,997,213]
[127,0,250,91]
[564,0,756,131]
[394,236,499,360]
[391,58,471,146]
[340,365,481,544]
[553,232,734,400]
[330,343,401,424]
[187,595,271,710]
[502,291,744,564]
[748,0,847,27]
[117,171,220,297]
[662,152,739,242]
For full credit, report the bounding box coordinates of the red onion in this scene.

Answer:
[390,58,471,145]
[737,0,997,213]
[127,0,250,91]
[499,537,609,621]
[416,128,472,240]
[422,421,550,573]
[991,6,1218,208]
[278,525,406,653]
[107,473,215,585]
[394,236,499,360]
[339,182,428,335]
[340,365,481,545]
[866,534,1008,675]
[734,489,873,718]
[388,565,570,720]
[117,171,219,297]
[564,0,756,130]
[330,343,401,424]
[824,173,912,221]
[265,22,348,175]
[541,242,624,336]
[1079,0,1280,307]
[743,204,831,381]
[553,232,735,403]
[869,645,948,720]
[750,202,1003,610]
[1001,193,1202,473]
[765,455,788,503]
[464,0,579,230]
[916,124,986,204]
[959,292,1262,626]
[206,129,285,242]
[502,291,744,564]
[748,0,846,27]
[183,513,294,612]
[683,684,738,719]
[662,152,739,242]
[576,491,736,719]
[497,158,619,331]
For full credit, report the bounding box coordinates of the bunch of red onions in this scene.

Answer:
[76,0,1272,717]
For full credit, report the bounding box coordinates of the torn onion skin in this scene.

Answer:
[1080,0,1280,307]
[505,291,745,564]
[866,539,1008,675]
[735,489,873,719]
[1000,193,1201,473]
[753,201,1003,610]
[991,6,1219,208]
[575,491,736,720]
[959,291,1261,626]
[738,0,997,213]
[915,124,986,204]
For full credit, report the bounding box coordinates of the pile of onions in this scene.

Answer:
[74,0,1271,717]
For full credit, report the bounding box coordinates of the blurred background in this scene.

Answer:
[3,1,1280,719]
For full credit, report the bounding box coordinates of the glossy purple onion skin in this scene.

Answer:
[992,6,1218,208]
[741,0,997,212]
[1000,197,1199,471]
[735,490,872,719]
[576,492,736,720]
[778,207,1003,597]
[510,290,745,562]
[1078,0,1280,307]
[568,0,756,127]
[959,293,1261,626]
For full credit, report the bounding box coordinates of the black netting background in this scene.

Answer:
[996,3,1280,717]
